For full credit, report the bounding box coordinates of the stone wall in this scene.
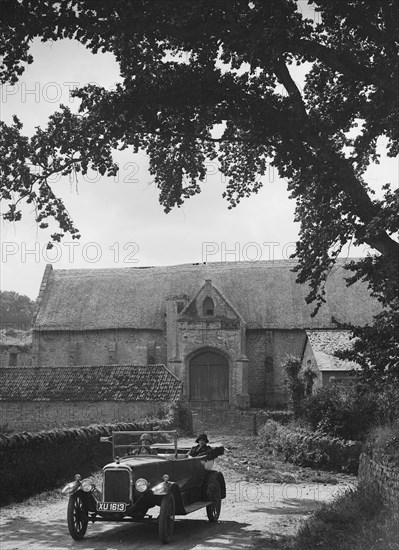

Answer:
[169,281,249,405]
[246,329,306,408]
[0,347,32,367]
[0,400,169,432]
[34,328,166,367]
[358,450,399,508]
[0,416,177,505]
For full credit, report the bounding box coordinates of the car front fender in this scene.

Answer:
[151,482,185,514]
[62,480,81,496]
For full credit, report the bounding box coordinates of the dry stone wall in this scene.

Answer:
[358,449,399,509]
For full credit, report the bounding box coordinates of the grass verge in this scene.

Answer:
[288,483,399,550]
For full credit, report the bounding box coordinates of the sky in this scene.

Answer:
[0,30,398,301]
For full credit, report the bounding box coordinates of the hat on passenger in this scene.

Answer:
[195,433,209,443]
[140,433,153,444]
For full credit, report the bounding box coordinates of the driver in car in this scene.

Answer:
[131,433,158,455]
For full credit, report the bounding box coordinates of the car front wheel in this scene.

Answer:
[205,480,221,522]
[159,492,175,544]
[67,492,88,540]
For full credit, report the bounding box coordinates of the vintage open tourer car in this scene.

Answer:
[62,430,225,544]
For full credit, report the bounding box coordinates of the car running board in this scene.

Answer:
[184,501,213,513]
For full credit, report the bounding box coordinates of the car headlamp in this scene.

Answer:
[81,478,95,492]
[135,478,150,493]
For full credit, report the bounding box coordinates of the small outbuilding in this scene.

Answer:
[0,329,32,367]
[0,364,182,432]
[301,330,360,389]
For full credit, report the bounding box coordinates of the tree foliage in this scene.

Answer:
[282,355,315,418]
[0,0,398,372]
[0,290,36,329]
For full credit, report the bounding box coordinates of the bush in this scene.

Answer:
[302,384,380,440]
[258,420,360,473]
[256,410,294,427]
[365,421,399,463]
[282,355,305,418]
[258,419,279,444]
[0,423,13,435]
[301,379,399,442]
[168,399,193,434]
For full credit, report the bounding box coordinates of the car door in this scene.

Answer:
[173,456,205,506]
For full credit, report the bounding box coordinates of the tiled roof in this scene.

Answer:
[0,365,182,401]
[306,330,360,372]
[34,259,381,331]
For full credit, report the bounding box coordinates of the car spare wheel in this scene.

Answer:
[67,492,89,540]
[159,492,175,544]
[205,480,222,522]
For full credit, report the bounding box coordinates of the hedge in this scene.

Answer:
[259,420,362,473]
[0,403,191,506]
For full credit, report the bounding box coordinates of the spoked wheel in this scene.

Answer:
[205,480,221,522]
[67,492,88,540]
[159,492,175,544]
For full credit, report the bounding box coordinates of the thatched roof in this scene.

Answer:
[305,330,360,372]
[34,260,381,331]
[0,365,182,401]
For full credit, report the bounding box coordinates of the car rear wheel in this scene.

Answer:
[205,480,221,522]
[67,492,88,540]
[159,492,175,544]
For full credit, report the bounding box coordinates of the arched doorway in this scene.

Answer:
[189,351,229,406]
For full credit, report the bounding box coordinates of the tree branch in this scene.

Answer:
[288,39,390,89]
[273,58,399,260]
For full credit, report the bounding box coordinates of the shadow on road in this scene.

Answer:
[248,496,325,516]
[2,515,287,550]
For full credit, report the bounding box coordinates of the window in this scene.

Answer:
[202,297,214,316]
[9,352,18,366]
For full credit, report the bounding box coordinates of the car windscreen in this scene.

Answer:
[112,431,177,456]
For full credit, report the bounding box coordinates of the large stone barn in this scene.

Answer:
[32,260,380,409]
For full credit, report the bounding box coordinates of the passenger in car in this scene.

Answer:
[131,433,158,455]
[187,433,212,458]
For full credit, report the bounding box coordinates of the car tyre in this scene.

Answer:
[67,492,88,540]
[205,480,221,522]
[159,492,175,544]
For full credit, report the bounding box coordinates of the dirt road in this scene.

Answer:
[1,431,354,549]
[1,476,349,550]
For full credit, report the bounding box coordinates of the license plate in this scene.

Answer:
[97,502,127,512]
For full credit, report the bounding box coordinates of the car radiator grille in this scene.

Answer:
[103,470,130,503]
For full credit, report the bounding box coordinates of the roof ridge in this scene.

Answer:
[49,256,365,275]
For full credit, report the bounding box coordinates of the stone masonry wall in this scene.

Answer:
[1,401,168,432]
[358,450,399,509]
[0,348,32,367]
[35,328,166,367]
[246,329,306,407]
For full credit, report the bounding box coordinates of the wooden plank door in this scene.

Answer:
[189,352,229,404]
